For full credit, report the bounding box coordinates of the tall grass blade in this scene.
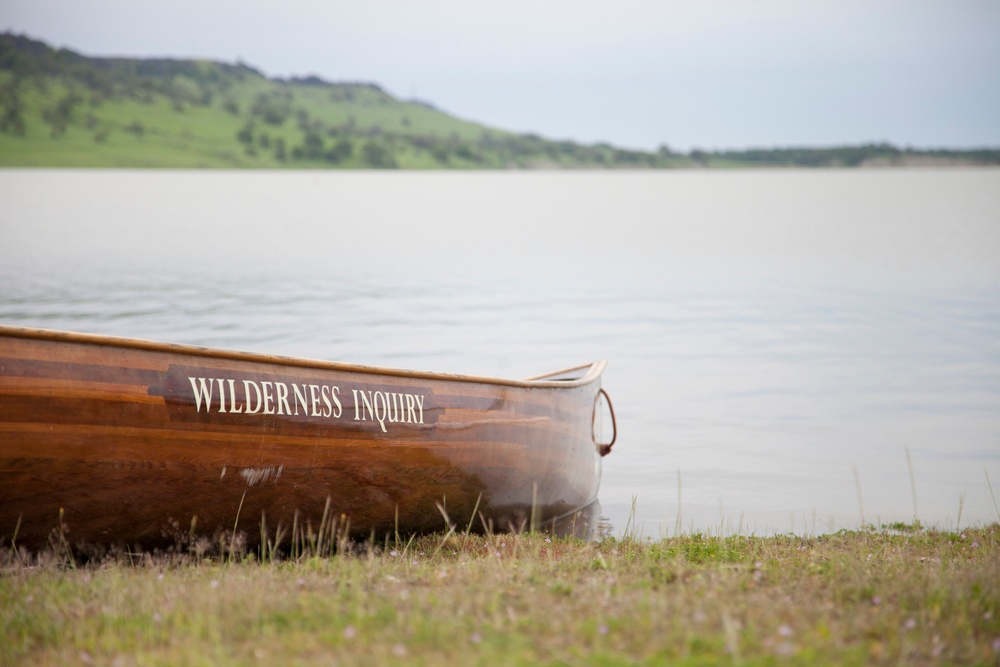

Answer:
[478,512,494,537]
[905,446,918,525]
[986,469,1000,522]
[675,468,683,537]
[55,507,75,569]
[433,501,456,558]
[317,496,332,556]
[529,483,540,534]
[435,501,454,531]
[274,521,287,561]
[621,496,638,541]
[229,490,247,563]
[9,514,21,559]
[188,515,198,558]
[853,465,865,526]
[402,533,416,558]
[462,493,483,550]
[259,511,268,563]
[394,504,400,551]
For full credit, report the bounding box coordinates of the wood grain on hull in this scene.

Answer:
[0,326,605,549]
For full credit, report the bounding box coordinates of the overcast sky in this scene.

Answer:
[4,0,999,151]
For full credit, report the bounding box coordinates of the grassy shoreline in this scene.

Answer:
[3,525,998,666]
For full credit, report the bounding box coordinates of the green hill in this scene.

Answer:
[2,32,998,169]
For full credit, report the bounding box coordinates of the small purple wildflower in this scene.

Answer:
[904,618,917,630]
[470,632,483,644]
[343,625,357,639]
[599,624,610,635]
[871,596,882,606]
[777,624,793,637]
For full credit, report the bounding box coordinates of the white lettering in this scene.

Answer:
[262,381,275,415]
[320,385,333,418]
[309,384,322,417]
[216,378,227,413]
[275,382,291,416]
[189,377,214,413]
[331,386,343,418]
[386,392,400,423]
[183,376,424,430]
[359,389,374,422]
[243,380,262,414]
[227,378,242,413]
[292,383,308,416]
[373,391,388,433]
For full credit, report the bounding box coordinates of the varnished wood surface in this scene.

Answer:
[0,326,606,549]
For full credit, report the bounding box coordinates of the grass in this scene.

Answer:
[0,66,507,170]
[2,522,998,666]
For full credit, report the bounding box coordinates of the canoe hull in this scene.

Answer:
[0,327,606,549]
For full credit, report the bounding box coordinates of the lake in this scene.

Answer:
[1,168,998,537]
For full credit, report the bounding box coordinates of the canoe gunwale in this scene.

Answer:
[0,325,605,389]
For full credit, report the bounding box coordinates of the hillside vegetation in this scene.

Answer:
[2,33,999,169]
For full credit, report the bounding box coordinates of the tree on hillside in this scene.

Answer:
[251,92,290,126]
[363,141,397,168]
[236,123,254,145]
[42,90,83,137]
[0,78,26,136]
[325,139,352,164]
[301,130,325,160]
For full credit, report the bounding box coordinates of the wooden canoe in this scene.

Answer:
[0,325,615,550]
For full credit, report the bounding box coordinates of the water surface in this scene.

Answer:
[2,169,998,536]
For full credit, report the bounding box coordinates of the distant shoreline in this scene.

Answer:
[2,32,998,170]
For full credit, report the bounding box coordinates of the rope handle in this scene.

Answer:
[593,387,617,457]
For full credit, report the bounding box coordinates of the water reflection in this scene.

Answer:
[543,501,610,541]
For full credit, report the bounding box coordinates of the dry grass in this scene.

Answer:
[2,523,998,666]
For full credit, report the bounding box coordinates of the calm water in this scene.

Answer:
[2,169,999,536]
